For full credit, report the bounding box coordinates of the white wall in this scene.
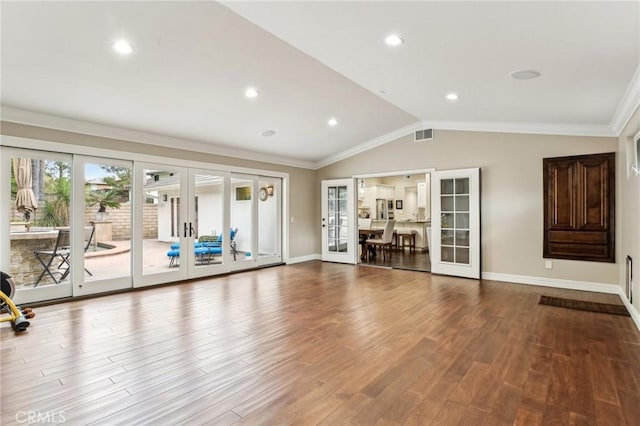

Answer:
[618,106,640,315]
[158,190,180,242]
[195,184,223,239]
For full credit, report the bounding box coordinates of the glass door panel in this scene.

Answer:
[258,177,282,265]
[440,177,470,265]
[230,174,256,269]
[321,179,355,263]
[327,185,349,253]
[73,157,132,296]
[137,164,188,285]
[1,148,73,304]
[188,169,229,278]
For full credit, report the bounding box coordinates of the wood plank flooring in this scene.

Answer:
[360,248,431,272]
[2,261,639,425]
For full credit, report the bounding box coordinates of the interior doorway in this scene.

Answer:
[356,171,432,272]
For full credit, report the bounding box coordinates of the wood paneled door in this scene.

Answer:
[543,152,615,262]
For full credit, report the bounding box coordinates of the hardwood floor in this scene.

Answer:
[2,261,639,425]
[360,248,431,272]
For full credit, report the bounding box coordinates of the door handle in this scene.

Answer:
[184,222,188,238]
[189,222,195,237]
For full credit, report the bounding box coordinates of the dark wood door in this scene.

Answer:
[543,152,615,262]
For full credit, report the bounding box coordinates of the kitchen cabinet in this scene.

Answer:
[375,184,395,200]
[417,182,426,207]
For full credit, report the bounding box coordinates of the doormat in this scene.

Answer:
[539,295,630,316]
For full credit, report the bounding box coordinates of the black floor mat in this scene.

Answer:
[539,295,630,316]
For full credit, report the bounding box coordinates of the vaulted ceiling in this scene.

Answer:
[2,1,638,168]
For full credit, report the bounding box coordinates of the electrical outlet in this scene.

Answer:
[545,260,553,270]
[290,216,295,223]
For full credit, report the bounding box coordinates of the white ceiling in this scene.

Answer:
[1,1,639,169]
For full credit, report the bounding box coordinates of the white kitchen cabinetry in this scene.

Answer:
[417,182,426,207]
[375,184,395,200]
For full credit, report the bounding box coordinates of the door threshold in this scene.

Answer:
[392,266,431,273]
[358,263,392,270]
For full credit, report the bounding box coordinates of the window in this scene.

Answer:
[235,186,251,201]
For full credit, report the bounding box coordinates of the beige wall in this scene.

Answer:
[0,121,317,259]
[318,130,619,286]
[618,106,640,313]
[3,120,630,290]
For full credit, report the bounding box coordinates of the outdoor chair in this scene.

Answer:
[56,225,95,277]
[33,229,71,286]
[34,226,95,286]
[167,228,239,266]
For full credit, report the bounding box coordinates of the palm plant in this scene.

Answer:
[86,189,122,212]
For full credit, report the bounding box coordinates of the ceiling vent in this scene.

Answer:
[414,128,434,142]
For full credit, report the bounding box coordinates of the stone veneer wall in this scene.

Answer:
[84,203,158,240]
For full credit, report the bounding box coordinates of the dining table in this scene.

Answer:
[358,227,385,260]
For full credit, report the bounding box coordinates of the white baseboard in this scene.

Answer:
[286,254,321,265]
[482,272,640,332]
[482,272,619,294]
[617,288,640,332]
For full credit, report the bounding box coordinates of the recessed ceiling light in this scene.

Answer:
[245,87,259,98]
[385,34,404,46]
[509,70,541,80]
[328,118,338,127]
[261,130,276,137]
[446,93,459,101]
[112,39,133,55]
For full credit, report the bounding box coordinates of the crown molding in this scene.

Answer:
[314,119,617,169]
[0,106,316,170]
[313,121,424,169]
[420,120,616,138]
[610,64,640,136]
[2,105,625,172]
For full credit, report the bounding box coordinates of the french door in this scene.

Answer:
[135,164,230,286]
[136,166,282,284]
[2,142,285,304]
[1,147,74,304]
[229,174,283,271]
[430,168,481,279]
[321,179,356,263]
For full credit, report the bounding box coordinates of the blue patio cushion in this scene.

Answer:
[208,246,222,255]
[194,247,209,256]
[171,242,209,250]
[168,246,223,258]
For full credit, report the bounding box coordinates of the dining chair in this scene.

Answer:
[365,220,396,261]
